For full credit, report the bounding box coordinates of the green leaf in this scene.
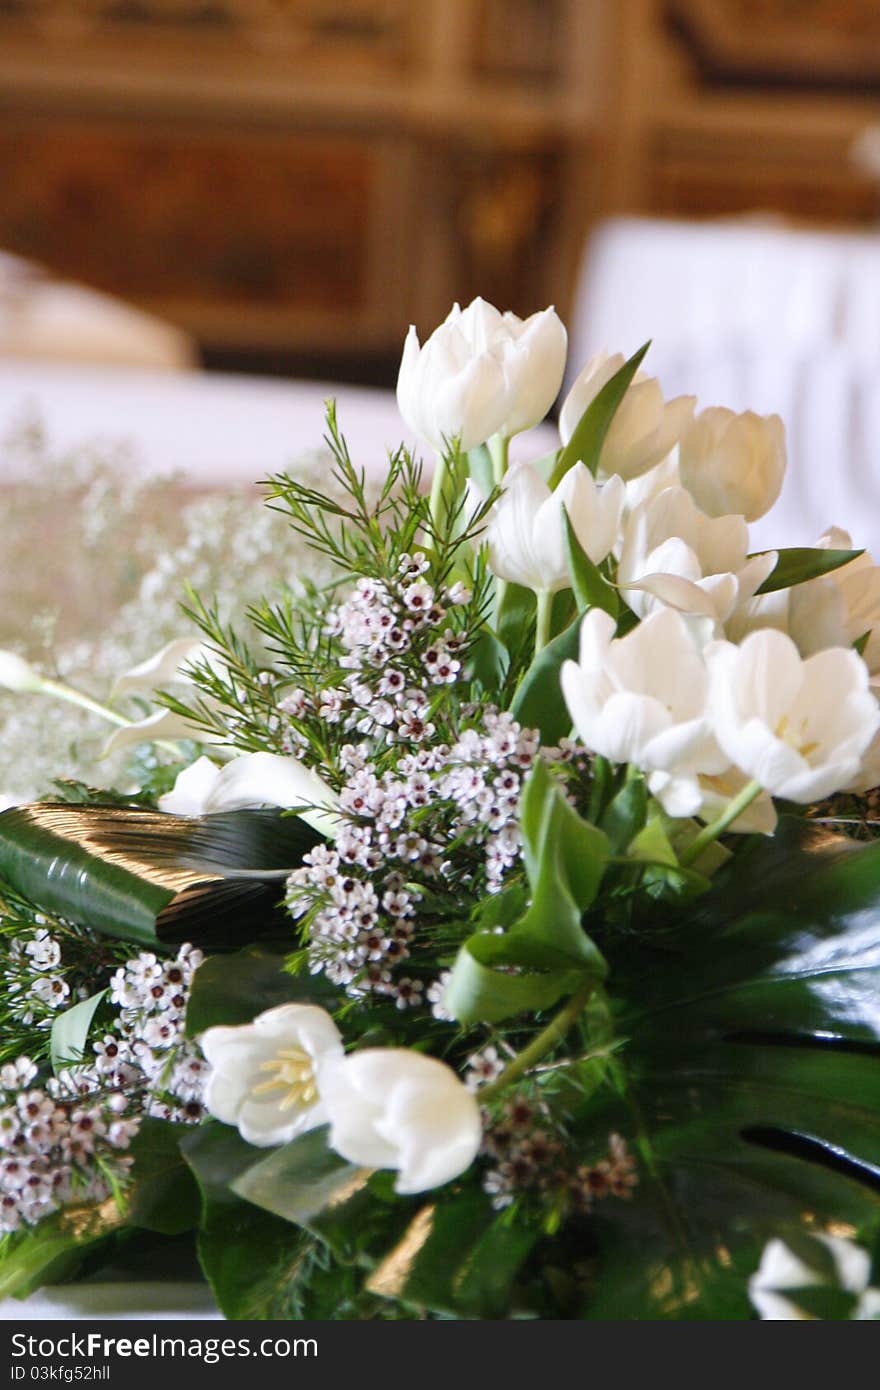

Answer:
[495,582,535,660]
[466,627,509,696]
[367,1191,540,1318]
[0,1206,122,1301]
[551,342,650,484]
[510,618,580,744]
[443,944,583,1026]
[580,818,880,1319]
[0,804,321,948]
[600,774,648,854]
[755,547,862,594]
[50,989,107,1072]
[124,1119,201,1236]
[185,947,338,1038]
[448,764,608,1023]
[180,1122,317,1319]
[230,1126,413,1267]
[562,509,619,619]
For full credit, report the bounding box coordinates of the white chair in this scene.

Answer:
[567,217,880,554]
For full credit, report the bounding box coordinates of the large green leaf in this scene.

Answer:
[510,619,580,744]
[579,818,880,1318]
[755,547,863,594]
[185,947,338,1037]
[0,804,321,948]
[550,343,649,485]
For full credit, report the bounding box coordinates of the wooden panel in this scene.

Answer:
[471,0,566,85]
[668,0,880,87]
[0,1,414,76]
[652,126,879,225]
[0,122,378,317]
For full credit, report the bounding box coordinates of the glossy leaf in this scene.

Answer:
[50,989,107,1072]
[579,818,880,1318]
[444,944,583,1026]
[551,342,650,485]
[367,1191,540,1318]
[0,804,321,948]
[510,619,580,745]
[185,947,338,1038]
[231,1126,414,1266]
[755,547,862,595]
[563,510,619,619]
[124,1119,201,1236]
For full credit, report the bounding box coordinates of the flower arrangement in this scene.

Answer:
[0,298,880,1320]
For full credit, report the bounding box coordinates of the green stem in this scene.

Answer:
[39,678,129,727]
[488,433,509,487]
[479,978,596,1104]
[679,778,763,867]
[534,589,553,657]
[428,452,448,532]
[37,678,182,757]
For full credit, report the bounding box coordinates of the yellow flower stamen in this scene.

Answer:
[252,1047,318,1111]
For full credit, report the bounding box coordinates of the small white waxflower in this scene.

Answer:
[486,462,624,595]
[706,628,880,802]
[320,1047,482,1194]
[201,1003,344,1148]
[559,351,695,481]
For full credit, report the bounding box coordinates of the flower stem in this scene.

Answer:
[534,590,553,657]
[679,779,763,867]
[478,978,597,1104]
[488,433,509,487]
[428,452,447,532]
[39,678,129,727]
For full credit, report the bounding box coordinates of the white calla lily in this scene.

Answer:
[706,629,880,802]
[201,1003,343,1147]
[320,1048,482,1194]
[101,707,210,758]
[560,608,727,806]
[559,351,694,481]
[110,637,206,701]
[159,751,340,838]
[679,407,786,522]
[485,461,624,594]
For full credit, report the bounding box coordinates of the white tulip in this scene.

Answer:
[158,751,340,838]
[397,297,566,452]
[320,1048,482,1194]
[648,763,777,833]
[559,351,695,481]
[679,407,786,523]
[0,650,44,694]
[706,629,880,802]
[201,1003,343,1148]
[788,528,880,683]
[485,461,624,593]
[560,608,727,803]
[618,486,776,627]
[750,1235,875,1321]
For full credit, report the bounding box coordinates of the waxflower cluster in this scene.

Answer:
[3,928,71,1028]
[286,708,542,999]
[280,553,472,759]
[0,1055,139,1234]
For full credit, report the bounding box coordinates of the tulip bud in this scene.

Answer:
[486,461,624,594]
[679,407,786,523]
[396,298,567,453]
[0,651,44,693]
[320,1047,482,1193]
[560,350,695,481]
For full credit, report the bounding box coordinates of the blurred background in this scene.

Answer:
[2,0,880,527]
